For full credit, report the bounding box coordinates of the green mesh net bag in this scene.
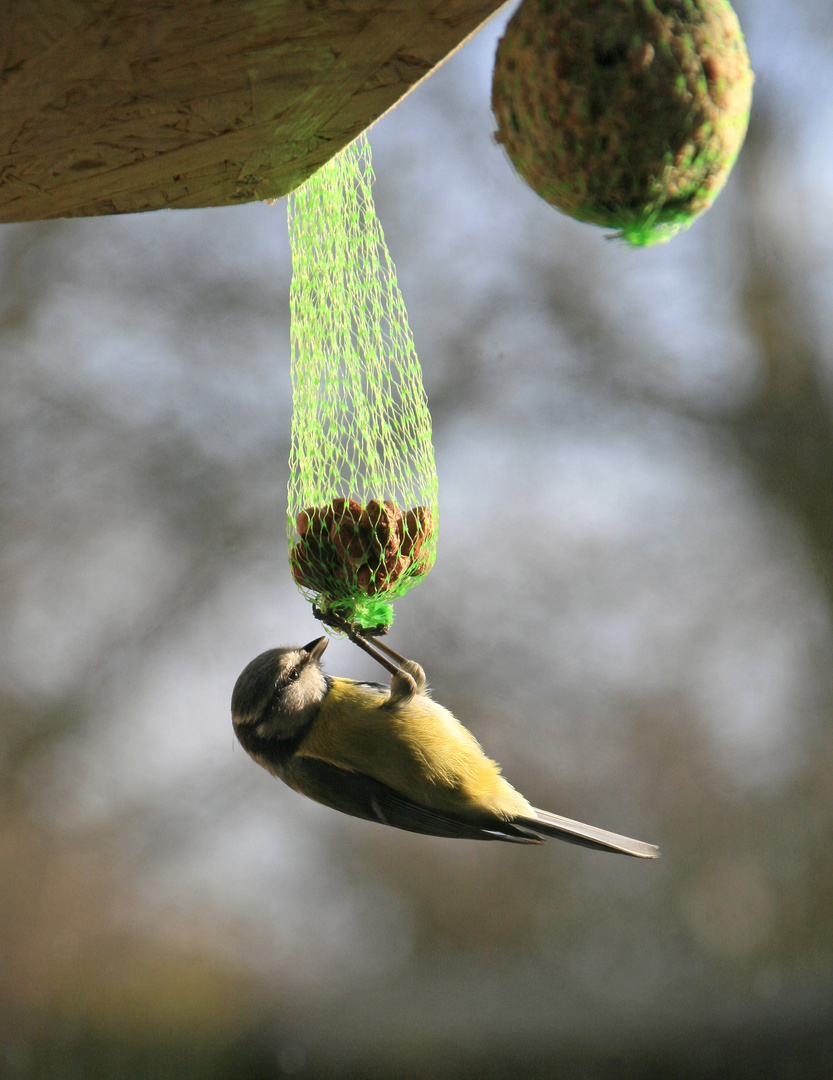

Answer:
[286,135,438,636]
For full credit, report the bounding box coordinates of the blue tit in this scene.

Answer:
[231,636,658,857]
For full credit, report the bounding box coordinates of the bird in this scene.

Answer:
[231,635,659,858]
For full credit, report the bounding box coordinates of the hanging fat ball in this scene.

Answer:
[291,499,434,601]
[492,0,754,245]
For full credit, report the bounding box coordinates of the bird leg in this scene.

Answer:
[345,631,399,676]
[345,631,427,696]
[385,668,419,708]
[366,638,426,693]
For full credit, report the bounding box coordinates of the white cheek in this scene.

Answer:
[282,682,306,714]
[251,669,326,740]
[285,669,326,712]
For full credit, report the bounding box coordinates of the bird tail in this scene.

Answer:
[518,807,660,859]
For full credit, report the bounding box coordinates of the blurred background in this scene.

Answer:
[2,0,833,1075]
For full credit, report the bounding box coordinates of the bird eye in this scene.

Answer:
[288,667,300,682]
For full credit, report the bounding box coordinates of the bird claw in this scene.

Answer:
[395,658,426,693]
[386,669,419,708]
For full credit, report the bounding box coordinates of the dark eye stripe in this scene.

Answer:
[277,667,300,690]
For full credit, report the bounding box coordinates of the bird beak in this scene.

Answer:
[303,636,329,663]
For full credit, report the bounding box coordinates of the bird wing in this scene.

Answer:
[351,680,390,693]
[522,807,660,858]
[286,755,543,843]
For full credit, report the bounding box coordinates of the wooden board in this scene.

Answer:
[0,0,506,222]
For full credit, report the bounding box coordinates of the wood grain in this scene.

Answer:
[0,0,506,222]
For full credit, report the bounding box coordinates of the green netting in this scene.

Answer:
[286,134,439,634]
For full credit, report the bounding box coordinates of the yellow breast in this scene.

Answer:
[296,678,531,819]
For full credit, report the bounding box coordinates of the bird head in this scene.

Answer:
[231,636,329,741]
